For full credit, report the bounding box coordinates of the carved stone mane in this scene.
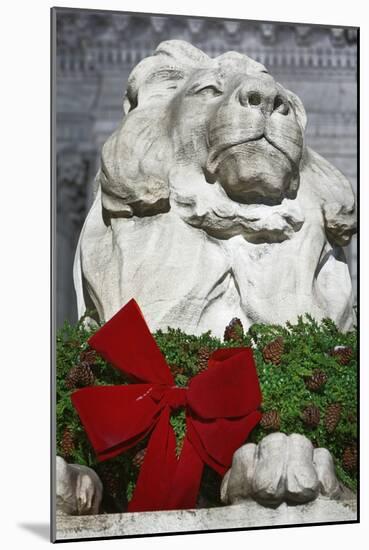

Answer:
[74,40,356,337]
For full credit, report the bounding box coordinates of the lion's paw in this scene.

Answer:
[221,433,341,506]
[56,456,103,515]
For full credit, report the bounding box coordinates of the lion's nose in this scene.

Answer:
[237,81,289,116]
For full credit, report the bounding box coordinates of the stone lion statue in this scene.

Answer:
[74,40,356,337]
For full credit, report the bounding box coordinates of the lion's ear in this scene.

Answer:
[99,110,172,218]
[303,147,356,246]
[287,90,307,132]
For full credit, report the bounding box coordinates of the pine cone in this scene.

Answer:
[262,336,284,365]
[65,366,80,390]
[342,444,357,472]
[305,369,328,392]
[61,427,75,458]
[65,362,95,390]
[77,362,95,386]
[260,410,280,431]
[325,403,342,433]
[302,405,320,427]
[330,346,353,365]
[79,348,98,364]
[133,448,147,469]
[197,347,211,373]
[224,318,244,342]
[170,364,184,377]
[99,465,121,498]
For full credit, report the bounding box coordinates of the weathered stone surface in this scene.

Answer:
[56,456,103,516]
[221,433,341,506]
[55,497,356,540]
[313,447,341,497]
[224,442,258,504]
[74,40,356,337]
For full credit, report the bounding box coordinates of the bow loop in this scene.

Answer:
[71,383,162,461]
[88,299,174,385]
[187,348,261,419]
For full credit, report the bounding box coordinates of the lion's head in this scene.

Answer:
[98,39,355,245]
[75,40,357,333]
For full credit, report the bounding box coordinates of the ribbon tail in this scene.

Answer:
[166,433,204,510]
[128,406,177,512]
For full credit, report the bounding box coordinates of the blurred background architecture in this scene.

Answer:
[55,9,358,327]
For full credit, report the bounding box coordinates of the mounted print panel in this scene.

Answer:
[51,7,358,542]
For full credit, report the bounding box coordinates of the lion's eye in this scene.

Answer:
[195,85,222,97]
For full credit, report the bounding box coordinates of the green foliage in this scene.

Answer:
[56,313,357,512]
[170,409,187,455]
[246,316,357,481]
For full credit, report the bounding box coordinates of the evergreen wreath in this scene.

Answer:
[56,313,357,512]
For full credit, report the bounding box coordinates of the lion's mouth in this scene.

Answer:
[206,135,297,176]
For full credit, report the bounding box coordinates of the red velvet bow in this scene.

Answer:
[71,299,262,513]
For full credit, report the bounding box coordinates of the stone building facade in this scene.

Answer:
[54,9,358,327]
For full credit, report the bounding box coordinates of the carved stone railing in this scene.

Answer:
[55,12,357,76]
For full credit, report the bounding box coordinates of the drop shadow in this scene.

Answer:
[18,522,49,541]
